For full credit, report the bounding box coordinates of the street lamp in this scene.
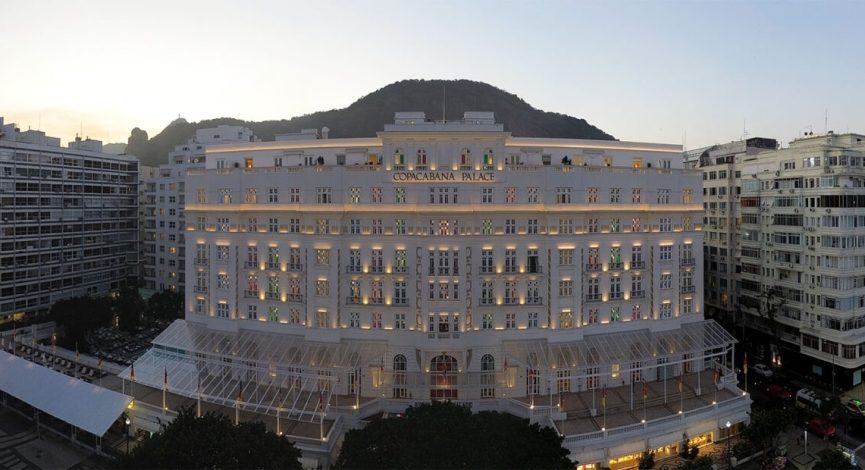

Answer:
[125,417,131,454]
[726,421,732,469]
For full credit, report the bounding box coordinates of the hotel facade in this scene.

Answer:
[130,112,749,468]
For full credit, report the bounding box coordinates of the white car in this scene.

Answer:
[751,363,773,378]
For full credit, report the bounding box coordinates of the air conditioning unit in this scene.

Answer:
[826,209,832,213]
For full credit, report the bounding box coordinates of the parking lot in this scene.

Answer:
[87,324,166,367]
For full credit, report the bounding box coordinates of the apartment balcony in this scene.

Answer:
[288,263,303,272]
[368,297,384,305]
[392,266,408,274]
[526,265,544,274]
[266,292,279,300]
[585,294,601,303]
[346,296,362,305]
[631,261,645,269]
[243,290,258,298]
[608,262,623,271]
[609,292,623,301]
[681,258,696,267]
[585,263,601,272]
[369,266,384,274]
[631,290,645,299]
[479,298,495,306]
[286,294,303,302]
[193,286,207,293]
[503,298,518,305]
[346,265,362,274]
[193,258,208,266]
[266,262,279,270]
[392,298,408,306]
[681,286,696,294]
[525,297,543,305]
[480,267,495,274]
[244,261,258,269]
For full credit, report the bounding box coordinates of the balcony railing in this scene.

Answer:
[609,292,623,300]
[346,296,362,305]
[526,266,544,274]
[193,286,207,293]
[681,286,695,294]
[585,294,601,303]
[288,263,303,272]
[286,294,303,302]
[369,265,384,274]
[266,292,279,300]
[244,290,258,298]
[631,261,645,269]
[526,297,543,305]
[631,290,645,299]
[480,267,495,274]
[392,298,408,306]
[368,297,384,305]
[585,263,601,272]
[609,262,623,270]
[266,262,279,270]
[194,258,208,266]
[346,265,362,274]
[244,261,258,269]
[480,298,495,306]
[681,258,696,267]
[393,265,408,274]
[503,298,518,305]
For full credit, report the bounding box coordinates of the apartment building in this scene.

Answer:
[0,117,138,323]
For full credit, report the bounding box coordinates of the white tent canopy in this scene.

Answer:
[0,350,132,436]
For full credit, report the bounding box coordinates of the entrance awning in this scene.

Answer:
[0,350,132,436]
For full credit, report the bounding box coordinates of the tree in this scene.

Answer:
[145,290,184,322]
[335,401,572,469]
[114,286,145,333]
[638,450,655,469]
[740,408,793,456]
[116,406,302,469]
[814,448,856,470]
[50,295,113,352]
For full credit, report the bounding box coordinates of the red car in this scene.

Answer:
[766,384,792,401]
[807,417,836,438]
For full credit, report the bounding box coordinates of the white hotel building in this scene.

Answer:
[129,112,749,468]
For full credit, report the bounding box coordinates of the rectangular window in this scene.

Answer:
[247,305,257,320]
[659,217,672,232]
[349,187,361,204]
[317,218,329,234]
[657,189,671,204]
[610,188,621,203]
[350,219,361,235]
[557,187,572,204]
[660,273,672,289]
[586,187,598,204]
[482,187,494,204]
[247,217,258,233]
[505,313,516,329]
[217,302,229,318]
[660,303,672,319]
[316,187,332,204]
[527,187,539,203]
[558,218,573,235]
[289,187,301,203]
[245,188,257,204]
[506,187,517,204]
[482,219,493,235]
[371,187,382,203]
[395,187,406,204]
[289,218,300,233]
[559,280,573,296]
[558,249,574,265]
[632,188,641,203]
[659,245,672,261]
[482,313,493,329]
[316,249,330,266]
[527,219,538,234]
[395,313,406,330]
[505,219,516,234]
[395,219,406,235]
[268,218,278,233]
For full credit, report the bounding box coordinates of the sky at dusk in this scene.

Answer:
[3,0,864,150]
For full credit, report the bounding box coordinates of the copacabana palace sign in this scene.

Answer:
[391,170,496,182]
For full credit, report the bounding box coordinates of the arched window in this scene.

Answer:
[394,149,405,166]
[393,354,407,398]
[430,354,457,399]
[460,148,472,168]
[483,148,494,168]
[417,148,427,167]
[481,354,495,398]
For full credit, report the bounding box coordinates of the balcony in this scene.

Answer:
[392,265,408,274]
[368,297,384,305]
[503,298,518,305]
[631,290,645,299]
[609,262,623,270]
[526,265,544,274]
[346,265,362,274]
[266,262,279,270]
[392,298,408,306]
[266,292,279,300]
[243,290,258,298]
[194,258,208,266]
[369,265,384,274]
[585,263,601,272]
[525,297,543,305]
[193,286,207,293]
[631,261,645,269]
[288,263,303,272]
[681,286,696,294]
[244,261,258,269]
[609,292,623,300]
[346,296,362,305]
[480,298,495,306]
[681,258,696,267]
[585,294,601,303]
[286,293,303,302]
[480,267,495,274]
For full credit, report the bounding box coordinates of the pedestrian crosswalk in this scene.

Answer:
[0,429,38,470]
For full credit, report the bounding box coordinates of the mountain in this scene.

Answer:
[128,79,615,167]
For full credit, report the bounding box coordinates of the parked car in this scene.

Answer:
[807,417,836,438]
[846,399,865,417]
[751,363,773,378]
[766,384,792,401]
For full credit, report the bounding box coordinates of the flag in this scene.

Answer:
[643,382,649,400]
[743,353,748,375]
[164,367,168,387]
[130,363,135,382]
[602,384,607,407]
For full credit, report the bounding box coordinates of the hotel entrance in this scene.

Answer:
[430,354,458,399]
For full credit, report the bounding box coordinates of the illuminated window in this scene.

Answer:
[558,249,574,265]
[559,280,573,297]
[482,313,493,329]
[610,188,621,203]
[349,187,360,204]
[556,187,572,204]
[586,187,598,204]
[247,305,257,320]
[316,249,330,266]
[245,188,257,204]
[559,310,572,329]
[631,217,641,232]
[217,302,229,318]
[481,354,495,398]
[506,187,517,204]
[481,187,494,204]
[395,187,406,203]
[558,218,573,234]
[527,187,539,203]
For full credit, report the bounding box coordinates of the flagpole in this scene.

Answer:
[197,373,202,418]
[643,382,647,422]
[602,384,607,430]
[163,367,167,414]
[743,352,748,394]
